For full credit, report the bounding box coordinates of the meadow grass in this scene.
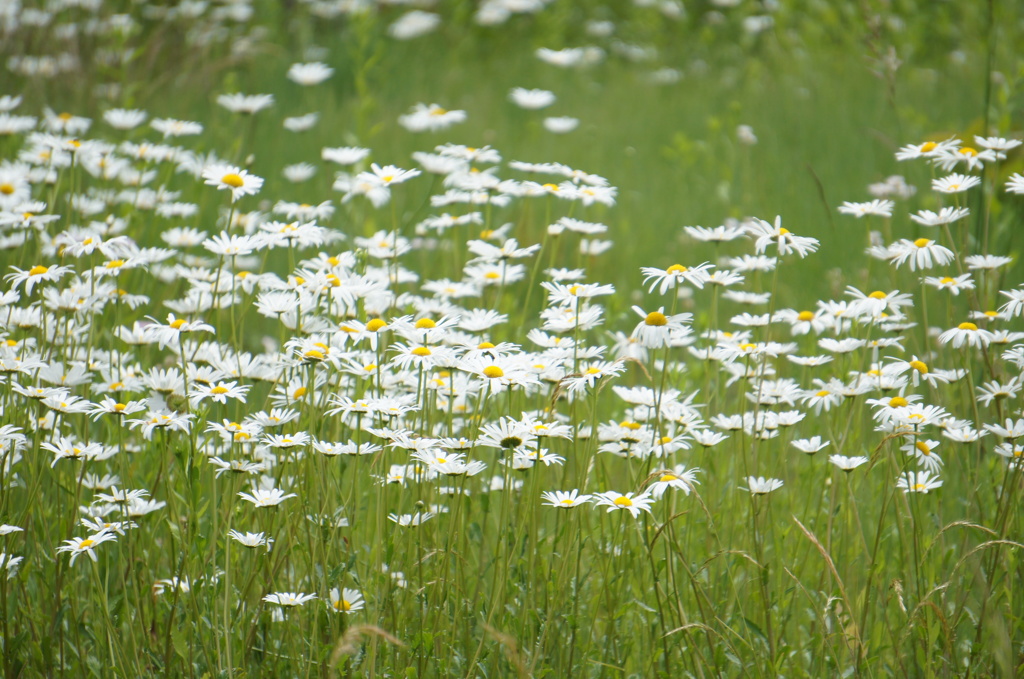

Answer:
[0,1,1023,677]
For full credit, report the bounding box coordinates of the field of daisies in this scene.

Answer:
[1,0,1024,677]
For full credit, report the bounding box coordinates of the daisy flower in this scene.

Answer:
[328,587,364,613]
[287,62,333,86]
[5,264,72,295]
[932,173,981,193]
[541,489,592,508]
[910,206,970,227]
[829,455,869,472]
[901,438,943,473]
[238,488,297,508]
[630,306,692,348]
[57,532,117,565]
[201,164,264,202]
[592,490,656,518]
[217,93,274,114]
[640,262,714,294]
[746,216,819,258]
[228,530,273,551]
[263,592,316,607]
[648,466,701,498]
[189,381,250,406]
[791,437,830,455]
[741,477,783,495]
[888,238,955,271]
[837,199,894,217]
[937,322,994,349]
[922,274,974,296]
[896,471,942,493]
[509,87,556,109]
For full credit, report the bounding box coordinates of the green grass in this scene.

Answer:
[0,1,1023,677]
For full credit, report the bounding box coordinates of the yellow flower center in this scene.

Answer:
[919,141,938,152]
[889,396,908,407]
[913,483,927,491]
[666,264,687,274]
[484,271,501,279]
[113,403,126,412]
[958,147,978,157]
[478,342,495,349]
[483,366,505,378]
[366,318,386,332]
[304,349,325,360]
[778,227,790,235]
[412,347,432,357]
[658,436,673,445]
[797,310,814,322]
[815,390,830,397]
[79,539,95,548]
[645,311,668,326]
[619,421,641,430]
[415,318,436,329]
[211,386,229,395]
[984,310,998,317]
[868,291,887,299]
[909,360,928,374]
[585,367,602,375]
[0,183,14,195]
[105,259,125,269]
[560,498,574,505]
[170,319,186,329]
[915,441,931,455]
[293,387,307,398]
[480,229,494,239]
[958,322,978,331]
[939,277,954,284]
[58,112,73,121]
[28,265,48,276]
[333,599,352,611]
[914,238,931,248]
[738,343,756,351]
[221,173,245,188]
[613,496,633,507]
[660,474,678,482]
